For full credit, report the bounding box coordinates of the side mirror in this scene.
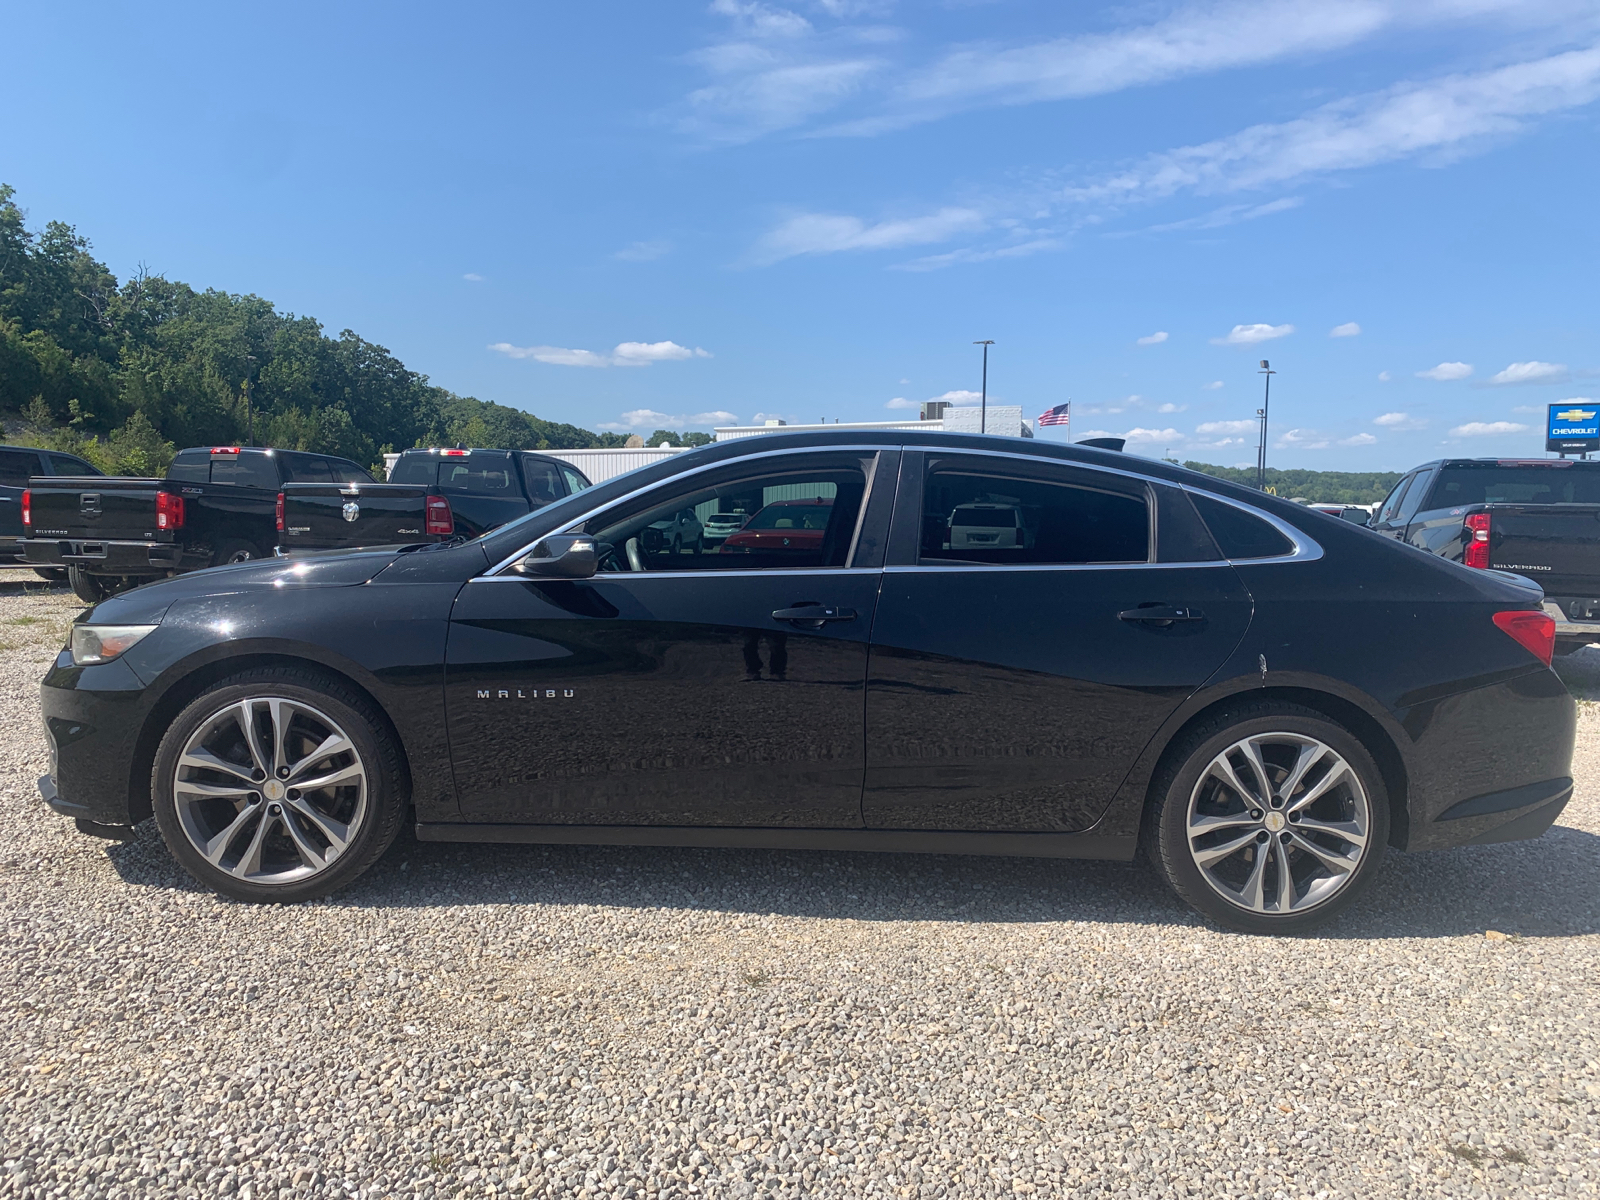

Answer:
[511,534,597,579]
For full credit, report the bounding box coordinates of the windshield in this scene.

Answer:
[745,502,833,530]
[952,507,1018,528]
[1427,465,1600,507]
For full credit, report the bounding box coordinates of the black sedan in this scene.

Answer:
[39,431,1575,933]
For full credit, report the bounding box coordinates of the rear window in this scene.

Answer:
[168,449,210,483]
[390,452,517,494]
[209,452,280,489]
[1189,492,1294,560]
[1426,465,1600,507]
[560,465,591,494]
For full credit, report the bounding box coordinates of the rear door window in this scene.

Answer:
[0,450,39,487]
[46,453,101,476]
[278,453,333,483]
[918,458,1150,565]
[328,459,374,484]
[520,456,566,506]
[1188,493,1294,560]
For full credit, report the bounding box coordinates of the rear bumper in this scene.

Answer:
[1400,666,1577,851]
[1542,599,1600,642]
[22,536,187,576]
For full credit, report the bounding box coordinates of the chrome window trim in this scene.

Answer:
[466,567,875,584]
[481,444,888,577]
[1179,485,1324,565]
[883,560,1234,575]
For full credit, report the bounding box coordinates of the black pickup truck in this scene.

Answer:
[22,445,374,601]
[276,447,591,553]
[0,444,103,573]
[1368,456,1600,653]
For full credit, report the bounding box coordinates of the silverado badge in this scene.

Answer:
[342,500,360,523]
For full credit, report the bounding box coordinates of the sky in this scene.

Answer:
[5,0,1600,470]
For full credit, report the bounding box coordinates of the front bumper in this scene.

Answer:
[39,651,153,826]
[22,536,188,577]
[1542,600,1600,643]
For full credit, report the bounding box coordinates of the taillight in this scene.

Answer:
[155,491,185,531]
[425,494,453,536]
[1463,511,1491,569]
[20,489,29,529]
[275,491,285,532]
[1493,610,1555,666]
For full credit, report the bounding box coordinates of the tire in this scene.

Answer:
[1146,702,1389,935]
[67,565,111,604]
[151,667,408,903]
[211,539,261,568]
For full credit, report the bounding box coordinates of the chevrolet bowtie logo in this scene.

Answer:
[1556,408,1596,422]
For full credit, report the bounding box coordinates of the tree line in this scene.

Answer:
[1180,462,1402,505]
[0,184,649,476]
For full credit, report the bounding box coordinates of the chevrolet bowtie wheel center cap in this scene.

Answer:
[1263,810,1287,833]
[263,780,285,802]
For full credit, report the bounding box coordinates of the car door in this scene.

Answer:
[445,448,898,827]
[862,451,1255,832]
[1368,471,1421,540]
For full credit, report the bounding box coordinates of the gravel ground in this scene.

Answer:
[0,579,1596,1200]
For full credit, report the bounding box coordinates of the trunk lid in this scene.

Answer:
[25,477,174,541]
[278,483,438,551]
[1484,502,1600,595]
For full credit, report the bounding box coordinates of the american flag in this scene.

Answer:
[1037,402,1071,427]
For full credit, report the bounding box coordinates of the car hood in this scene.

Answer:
[79,549,402,625]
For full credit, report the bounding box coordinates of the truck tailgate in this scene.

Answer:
[279,483,437,550]
[24,477,169,541]
[1486,503,1600,594]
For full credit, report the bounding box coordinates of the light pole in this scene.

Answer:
[973,340,994,434]
[243,354,258,447]
[1256,358,1276,490]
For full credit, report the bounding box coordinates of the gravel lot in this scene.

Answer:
[1,579,1596,1200]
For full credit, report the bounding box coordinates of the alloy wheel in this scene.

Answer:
[1185,732,1371,915]
[171,697,368,886]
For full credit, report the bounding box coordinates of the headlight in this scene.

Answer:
[70,624,158,666]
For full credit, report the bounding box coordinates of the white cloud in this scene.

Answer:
[1374,411,1427,430]
[1122,427,1182,444]
[1157,402,1187,414]
[1060,46,1600,206]
[892,236,1062,271]
[1330,322,1361,337]
[1203,380,1224,390]
[1211,323,1294,346]
[1136,331,1169,345]
[1488,360,1570,385]
[1417,361,1474,381]
[753,207,985,263]
[885,396,918,409]
[615,240,672,262]
[931,390,983,404]
[489,340,712,368]
[462,273,485,282]
[1196,419,1258,436]
[1075,429,1117,441]
[1450,420,1530,436]
[1378,371,1392,381]
[1275,428,1330,449]
[598,407,740,431]
[1340,432,1378,446]
[1136,196,1303,234]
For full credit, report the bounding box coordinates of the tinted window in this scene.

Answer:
[1375,473,1416,526]
[47,453,101,476]
[1426,464,1600,506]
[387,454,435,486]
[919,462,1149,565]
[392,453,519,493]
[521,456,565,506]
[209,452,280,489]
[279,453,333,483]
[329,459,375,484]
[1189,492,1294,560]
[587,459,867,572]
[167,449,210,483]
[0,450,38,488]
[560,465,591,494]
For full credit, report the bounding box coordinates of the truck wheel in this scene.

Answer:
[67,565,111,604]
[1146,702,1389,935]
[211,540,261,567]
[151,667,408,903]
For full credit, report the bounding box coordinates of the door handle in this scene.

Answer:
[1118,604,1204,624]
[772,606,857,622]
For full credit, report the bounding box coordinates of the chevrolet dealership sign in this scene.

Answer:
[1548,403,1600,454]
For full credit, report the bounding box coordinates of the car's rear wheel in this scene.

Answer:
[66,565,111,603]
[152,668,407,902]
[1148,703,1389,934]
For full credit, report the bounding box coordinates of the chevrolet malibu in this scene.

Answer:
[39,431,1575,933]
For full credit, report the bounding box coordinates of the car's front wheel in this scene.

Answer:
[1147,703,1388,934]
[152,667,407,902]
